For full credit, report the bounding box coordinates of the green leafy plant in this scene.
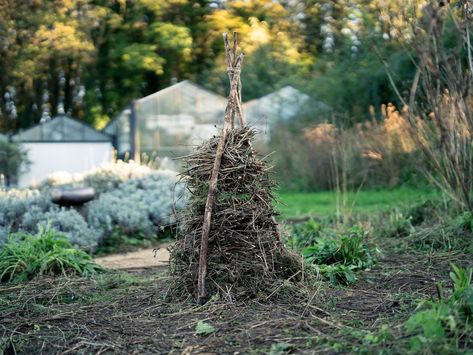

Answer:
[380,210,415,239]
[0,226,104,282]
[401,209,472,253]
[405,265,473,353]
[269,342,294,355]
[286,219,322,250]
[453,212,473,234]
[317,264,357,286]
[406,199,438,226]
[195,320,216,336]
[300,226,378,285]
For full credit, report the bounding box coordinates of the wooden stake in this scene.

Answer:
[197,33,244,304]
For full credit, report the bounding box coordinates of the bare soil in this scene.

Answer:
[94,246,170,270]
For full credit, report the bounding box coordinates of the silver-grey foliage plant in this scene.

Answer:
[0,162,186,250]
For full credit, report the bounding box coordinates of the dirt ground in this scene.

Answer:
[94,246,170,269]
[1,249,469,354]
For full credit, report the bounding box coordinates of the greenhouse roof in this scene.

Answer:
[242,85,330,123]
[14,115,111,143]
[104,80,228,133]
[138,80,226,106]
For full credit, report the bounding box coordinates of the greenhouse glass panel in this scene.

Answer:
[15,115,111,142]
[103,109,131,155]
[107,81,227,157]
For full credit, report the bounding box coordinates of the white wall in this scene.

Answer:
[18,142,113,188]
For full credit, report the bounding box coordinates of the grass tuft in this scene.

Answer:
[0,226,104,283]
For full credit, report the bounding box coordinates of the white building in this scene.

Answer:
[14,115,113,187]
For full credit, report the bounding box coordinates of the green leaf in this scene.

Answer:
[269,342,293,355]
[195,321,216,336]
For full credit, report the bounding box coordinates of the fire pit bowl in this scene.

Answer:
[50,187,95,206]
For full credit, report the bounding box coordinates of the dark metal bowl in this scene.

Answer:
[50,187,95,206]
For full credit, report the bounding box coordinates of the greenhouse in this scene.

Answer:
[243,86,331,139]
[104,80,227,157]
[14,115,112,142]
[104,82,330,157]
[13,115,113,187]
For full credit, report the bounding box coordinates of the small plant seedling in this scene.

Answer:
[269,342,293,355]
[195,320,216,336]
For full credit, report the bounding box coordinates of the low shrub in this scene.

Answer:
[0,189,52,228]
[270,105,426,191]
[42,160,158,194]
[410,213,473,252]
[87,172,186,241]
[379,209,415,239]
[0,189,100,250]
[0,227,104,283]
[22,207,101,251]
[83,160,156,194]
[405,264,473,353]
[0,161,185,253]
[0,189,53,246]
[378,202,473,253]
[406,199,439,226]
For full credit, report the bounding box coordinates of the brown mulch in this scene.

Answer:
[0,271,326,354]
[0,250,468,354]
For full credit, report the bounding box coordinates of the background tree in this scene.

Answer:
[0,139,30,186]
[0,0,431,130]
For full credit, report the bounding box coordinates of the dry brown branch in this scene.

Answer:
[381,1,473,212]
[196,33,245,304]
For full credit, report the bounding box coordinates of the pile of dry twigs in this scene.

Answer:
[169,126,302,302]
[169,33,302,303]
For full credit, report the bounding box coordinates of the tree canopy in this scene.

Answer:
[0,0,431,132]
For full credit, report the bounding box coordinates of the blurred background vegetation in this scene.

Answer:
[0,0,417,129]
[0,0,470,196]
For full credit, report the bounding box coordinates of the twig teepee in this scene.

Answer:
[170,33,302,303]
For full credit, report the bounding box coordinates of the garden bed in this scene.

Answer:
[1,233,471,354]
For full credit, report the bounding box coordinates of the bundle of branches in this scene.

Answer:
[169,33,302,303]
[170,127,302,301]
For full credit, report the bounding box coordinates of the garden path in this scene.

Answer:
[94,245,170,269]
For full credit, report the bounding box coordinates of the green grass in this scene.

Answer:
[276,186,440,219]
